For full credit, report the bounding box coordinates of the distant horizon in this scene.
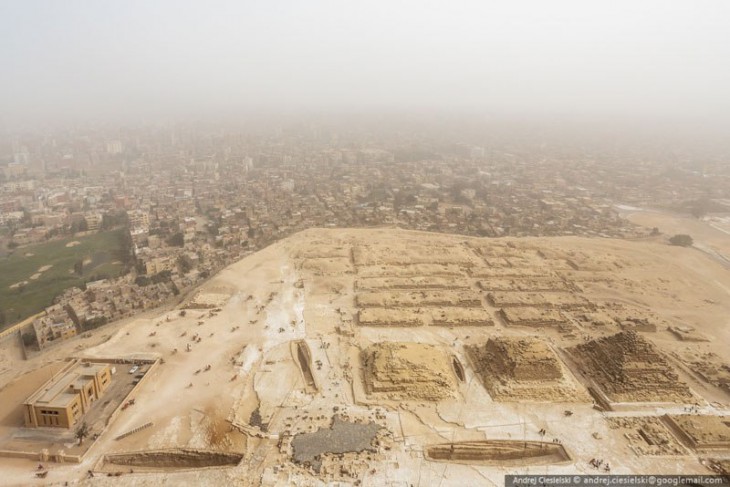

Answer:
[2,110,729,154]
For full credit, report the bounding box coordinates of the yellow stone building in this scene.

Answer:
[23,361,112,429]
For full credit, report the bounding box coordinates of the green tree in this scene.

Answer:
[166,232,184,247]
[70,219,87,235]
[669,234,693,247]
[151,270,172,284]
[115,230,135,267]
[135,275,151,286]
[177,255,192,273]
[75,422,89,445]
[82,317,108,330]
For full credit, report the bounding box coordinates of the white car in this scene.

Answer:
[129,365,139,374]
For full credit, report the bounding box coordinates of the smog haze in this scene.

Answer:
[1,0,729,129]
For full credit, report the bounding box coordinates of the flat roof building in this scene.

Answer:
[23,361,112,429]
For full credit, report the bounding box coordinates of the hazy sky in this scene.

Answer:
[1,1,729,126]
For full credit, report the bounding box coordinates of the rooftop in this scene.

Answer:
[24,361,109,409]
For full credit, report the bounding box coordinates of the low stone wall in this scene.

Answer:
[0,449,41,461]
[0,448,83,464]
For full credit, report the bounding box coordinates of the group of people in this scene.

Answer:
[537,428,562,444]
[589,458,610,472]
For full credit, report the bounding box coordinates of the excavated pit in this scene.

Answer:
[98,448,243,472]
[294,340,317,391]
[452,357,465,382]
[426,440,571,466]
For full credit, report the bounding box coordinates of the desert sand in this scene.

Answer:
[0,228,729,486]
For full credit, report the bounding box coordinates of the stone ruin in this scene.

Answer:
[357,290,483,308]
[673,350,730,393]
[499,307,566,327]
[664,415,730,450]
[482,338,562,381]
[569,331,693,403]
[668,325,710,342]
[357,307,494,328]
[466,337,584,401]
[607,417,687,456]
[361,342,457,402]
[487,291,591,310]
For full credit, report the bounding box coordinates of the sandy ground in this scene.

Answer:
[0,228,728,486]
[622,208,730,267]
[0,362,66,432]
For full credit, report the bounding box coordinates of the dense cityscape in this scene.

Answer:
[1,124,729,345]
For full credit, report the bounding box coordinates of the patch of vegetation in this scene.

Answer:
[669,234,693,247]
[679,198,726,219]
[134,269,172,287]
[166,232,184,247]
[82,316,109,331]
[0,230,130,328]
